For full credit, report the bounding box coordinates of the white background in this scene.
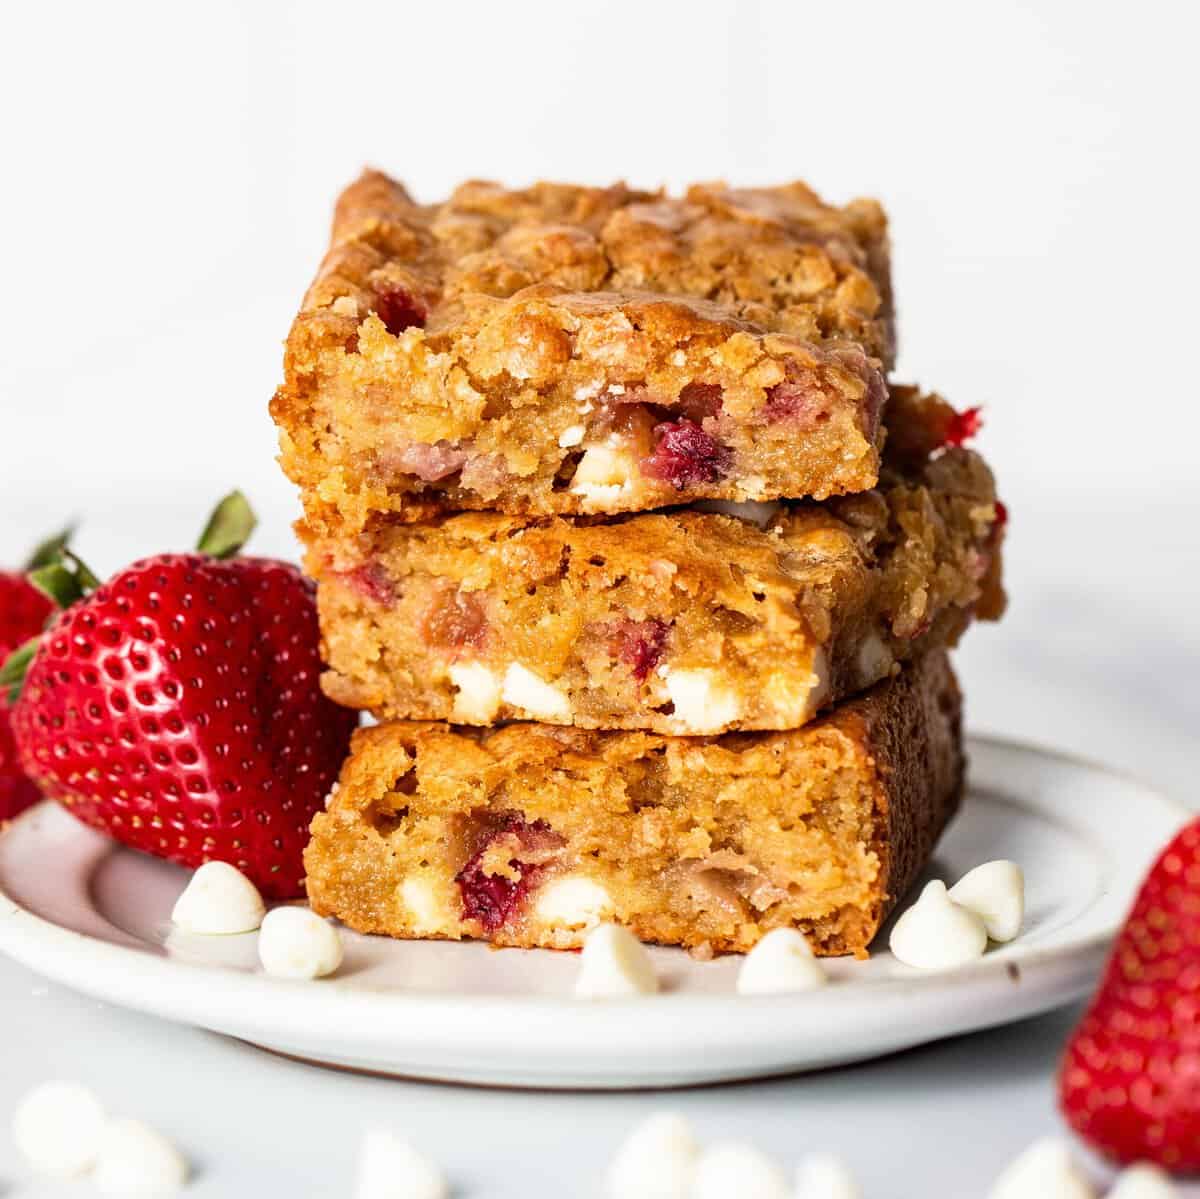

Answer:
[1,1,1198,1193]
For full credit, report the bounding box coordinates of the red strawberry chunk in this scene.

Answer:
[764,377,829,428]
[423,589,488,656]
[641,421,731,489]
[675,382,725,424]
[374,285,427,336]
[455,813,563,931]
[613,618,670,682]
[943,406,983,446]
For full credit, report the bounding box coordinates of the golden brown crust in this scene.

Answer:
[272,170,894,533]
[308,439,1003,734]
[305,653,964,957]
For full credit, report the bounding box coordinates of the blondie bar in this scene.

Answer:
[272,171,893,532]
[305,652,963,957]
[310,391,1003,734]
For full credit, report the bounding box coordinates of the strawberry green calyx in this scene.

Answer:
[28,550,100,610]
[0,635,40,704]
[196,491,258,560]
[24,526,75,572]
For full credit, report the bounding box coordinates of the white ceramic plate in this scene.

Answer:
[0,737,1185,1089]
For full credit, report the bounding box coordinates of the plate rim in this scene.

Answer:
[0,734,1188,1077]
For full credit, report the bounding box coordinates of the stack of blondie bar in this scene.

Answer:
[271,172,1005,958]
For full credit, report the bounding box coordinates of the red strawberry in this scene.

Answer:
[1059,816,1200,1171]
[1,580,55,821]
[2,494,356,898]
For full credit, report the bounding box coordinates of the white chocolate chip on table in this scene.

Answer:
[605,1112,698,1198]
[1108,1164,1181,1198]
[691,1141,791,1199]
[93,1117,189,1197]
[170,861,266,935]
[889,880,988,969]
[574,923,659,998]
[986,1138,1096,1199]
[794,1153,863,1199]
[257,906,344,980]
[355,1129,448,1199]
[11,1079,107,1177]
[737,928,827,995]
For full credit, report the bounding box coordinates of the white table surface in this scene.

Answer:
[1,493,1197,1196]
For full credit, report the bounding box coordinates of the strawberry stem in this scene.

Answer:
[0,635,40,704]
[197,491,257,559]
[24,525,75,571]
[29,562,87,608]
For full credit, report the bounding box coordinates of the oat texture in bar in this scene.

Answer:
[305,652,964,957]
[273,171,894,532]
[311,400,1003,733]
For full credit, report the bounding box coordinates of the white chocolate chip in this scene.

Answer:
[574,923,659,998]
[663,668,742,733]
[1108,1164,1181,1198]
[355,1129,448,1199]
[949,860,1025,943]
[501,662,571,721]
[889,880,988,970]
[448,661,503,724]
[170,861,266,935]
[605,1112,698,1198]
[572,444,635,494]
[12,1080,106,1177]
[987,1138,1096,1199]
[258,907,344,980]
[400,877,450,934]
[93,1118,189,1197]
[558,423,587,447]
[737,928,827,995]
[795,1154,862,1199]
[534,877,614,930]
[854,631,894,685]
[669,350,687,366]
[764,649,829,726]
[691,499,784,528]
[692,1142,790,1199]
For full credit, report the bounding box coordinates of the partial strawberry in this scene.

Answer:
[2,494,357,898]
[0,531,68,820]
[1059,816,1200,1171]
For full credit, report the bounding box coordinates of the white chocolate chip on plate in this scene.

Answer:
[574,924,659,998]
[737,928,827,995]
[949,860,1025,942]
[258,907,344,980]
[889,880,988,970]
[170,860,266,935]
